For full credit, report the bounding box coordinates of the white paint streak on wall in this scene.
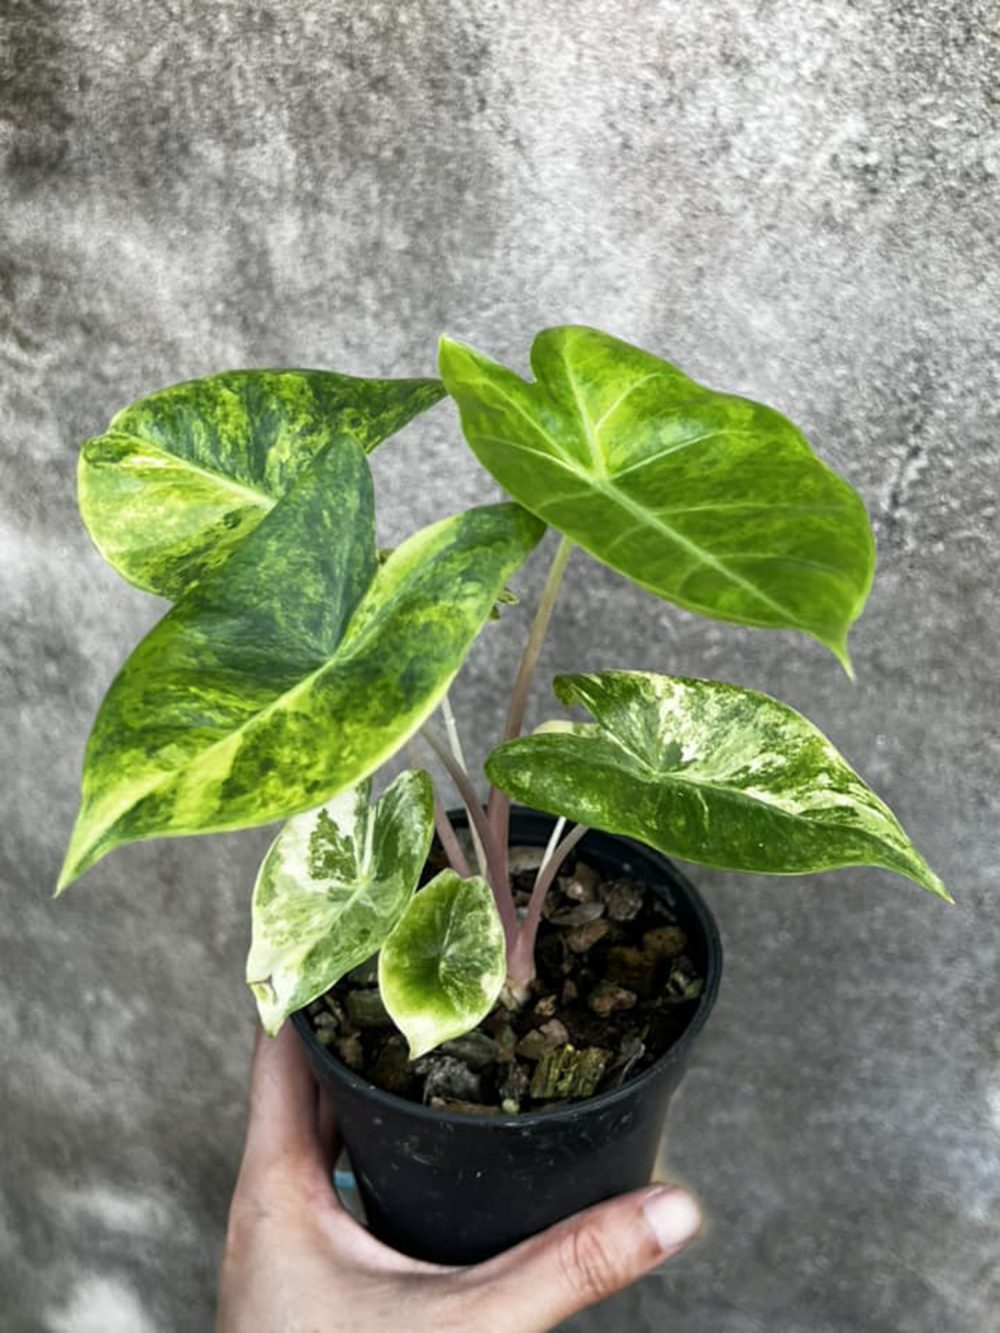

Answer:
[44,1274,158,1333]
[53,1183,175,1237]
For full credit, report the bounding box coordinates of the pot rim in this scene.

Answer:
[293,807,722,1129]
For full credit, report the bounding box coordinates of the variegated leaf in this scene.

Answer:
[247,770,435,1035]
[379,870,507,1060]
[485,671,948,899]
[80,369,444,599]
[440,327,875,669]
[57,434,543,890]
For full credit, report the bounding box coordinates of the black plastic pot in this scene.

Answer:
[293,807,722,1265]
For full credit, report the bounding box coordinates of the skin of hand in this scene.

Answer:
[217,1025,702,1333]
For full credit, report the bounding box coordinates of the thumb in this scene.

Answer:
[474,1185,701,1331]
[239,1024,332,1183]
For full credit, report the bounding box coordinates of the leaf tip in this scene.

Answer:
[924,872,953,905]
[900,853,951,904]
[55,827,91,896]
[248,979,286,1036]
[437,333,465,377]
[827,635,856,680]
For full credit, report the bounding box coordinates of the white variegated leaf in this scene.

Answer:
[485,671,948,900]
[247,769,434,1034]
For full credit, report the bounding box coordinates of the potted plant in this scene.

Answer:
[59,326,946,1265]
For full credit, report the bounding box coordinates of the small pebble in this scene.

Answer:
[533,994,558,1018]
[604,1035,647,1089]
[508,845,544,873]
[336,1033,364,1070]
[566,920,612,954]
[564,861,600,902]
[643,925,688,958]
[417,1055,482,1105]
[549,901,606,926]
[439,1031,501,1070]
[666,960,704,1002]
[515,1029,548,1061]
[600,879,645,921]
[539,1018,569,1046]
[346,989,391,1028]
[606,945,658,995]
[370,1037,411,1093]
[588,980,638,1016]
[487,1016,518,1061]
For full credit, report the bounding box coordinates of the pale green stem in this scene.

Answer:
[440,692,487,878]
[487,535,575,890]
[419,725,519,951]
[433,796,472,878]
[405,738,473,879]
[535,817,567,887]
[507,822,588,988]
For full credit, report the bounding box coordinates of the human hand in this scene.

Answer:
[217,1025,702,1333]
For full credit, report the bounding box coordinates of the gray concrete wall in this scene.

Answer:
[2,2,998,1329]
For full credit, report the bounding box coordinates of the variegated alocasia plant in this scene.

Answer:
[59,328,948,1064]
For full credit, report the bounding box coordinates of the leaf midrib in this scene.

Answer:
[551,725,895,831]
[105,432,277,510]
[471,396,801,623]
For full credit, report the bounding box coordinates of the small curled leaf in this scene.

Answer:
[379,870,506,1060]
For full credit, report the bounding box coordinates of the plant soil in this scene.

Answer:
[305,845,705,1115]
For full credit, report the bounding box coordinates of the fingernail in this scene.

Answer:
[643,1187,702,1252]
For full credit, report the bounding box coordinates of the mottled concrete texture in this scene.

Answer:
[2,2,998,1329]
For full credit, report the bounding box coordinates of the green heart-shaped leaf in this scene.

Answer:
[379,870,506,1060]
[247,770,435,1035]
[440,327,875,669]
[58,435,543,890]
[486,671,948,899]
[80,369,444,599]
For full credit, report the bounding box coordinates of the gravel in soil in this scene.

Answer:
[306,846,705,1115]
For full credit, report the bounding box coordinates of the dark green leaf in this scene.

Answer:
[58,435,543,890]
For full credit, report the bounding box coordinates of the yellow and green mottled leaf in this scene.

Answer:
[57,434,543,890]
[440,327,875,669]
[247,770,434,1035]
[80,369,445,599]
[378,870,506,1060]
[486,671,948,899]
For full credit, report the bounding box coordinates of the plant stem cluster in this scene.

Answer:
[424,534,585,987]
